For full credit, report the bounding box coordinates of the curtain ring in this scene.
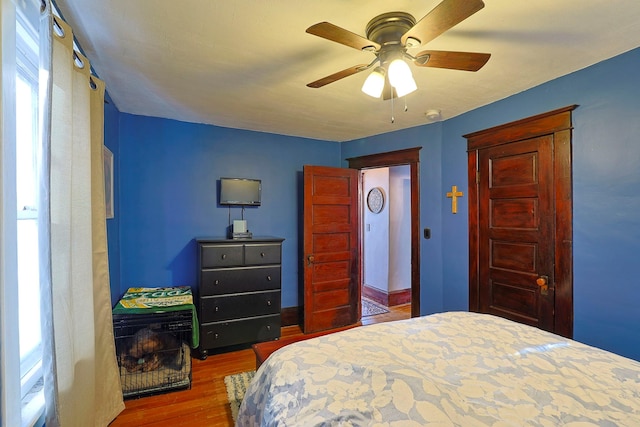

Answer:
[53,17,65,38]
[73,51,85,69]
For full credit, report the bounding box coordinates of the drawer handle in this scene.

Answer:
[215,333,219,339]
[266,325,271,331]
[266,275,272,281]
[221,254,227,260]
[215,306,219,312]
[214,280,220,285]
[266,300,271,306]
[260,252,265,257]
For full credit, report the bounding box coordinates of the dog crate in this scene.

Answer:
[113,310,192,398]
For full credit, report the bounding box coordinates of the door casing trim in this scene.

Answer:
[465,105,576,338]
[347,147,422,317]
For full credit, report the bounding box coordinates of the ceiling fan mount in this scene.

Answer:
[305,0,492,98]
[364,12,417,50]
[363,12,421,70]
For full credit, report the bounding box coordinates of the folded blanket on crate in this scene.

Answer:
[112,286,199,348]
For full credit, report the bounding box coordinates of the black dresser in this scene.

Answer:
[195,237,284,358]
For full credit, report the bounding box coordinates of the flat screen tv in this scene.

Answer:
[219,177,261,206]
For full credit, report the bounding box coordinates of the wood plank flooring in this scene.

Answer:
[109,303,410,427]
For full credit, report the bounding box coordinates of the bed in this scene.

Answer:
[237,311,640,426]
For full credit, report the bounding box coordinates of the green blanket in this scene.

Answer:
[112,286,199,348]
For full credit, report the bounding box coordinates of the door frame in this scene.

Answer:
[347,147,421,318]
[465,105,576,337]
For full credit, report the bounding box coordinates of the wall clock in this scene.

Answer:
[367,187,385,214]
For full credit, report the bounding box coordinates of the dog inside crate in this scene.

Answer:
[119,327,180,371]
[114,314,192,398]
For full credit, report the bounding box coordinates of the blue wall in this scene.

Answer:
[115,115,340,308]
[107,46,640,361]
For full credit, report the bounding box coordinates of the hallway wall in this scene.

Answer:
[362,168,389,293]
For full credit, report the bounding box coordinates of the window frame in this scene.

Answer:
[1,0,23,424]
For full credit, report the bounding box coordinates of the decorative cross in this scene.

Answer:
[446,185,464,214]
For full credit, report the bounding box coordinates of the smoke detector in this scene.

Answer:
[425,109,441,121]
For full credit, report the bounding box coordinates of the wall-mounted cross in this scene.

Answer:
[446,185,464,214]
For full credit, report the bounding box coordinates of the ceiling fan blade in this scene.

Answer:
[307,64,369,88]
[402,0,485,47]
[414,50,490,71]
[306,22,380,51]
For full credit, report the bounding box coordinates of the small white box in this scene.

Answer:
[233,220,247,233]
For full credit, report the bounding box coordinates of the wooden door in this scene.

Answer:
[478,136,555,329]
[303,165,360,333]
[466,106,575,338]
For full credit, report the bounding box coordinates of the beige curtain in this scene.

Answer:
[43,12,124,426]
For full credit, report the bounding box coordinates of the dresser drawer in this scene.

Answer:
[244,243,281,265]
[200,244,243,268]
[200,266,280,296]
[200,290,281,323]
[200,314,281,349]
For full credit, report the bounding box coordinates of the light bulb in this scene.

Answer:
[388,59,417,97]
[394,76,417,97]
[361,67,386,98]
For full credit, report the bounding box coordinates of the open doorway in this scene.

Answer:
[347,147,421,320]
[361,166,411,320]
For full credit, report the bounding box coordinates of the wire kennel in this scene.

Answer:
[113,310,192,398]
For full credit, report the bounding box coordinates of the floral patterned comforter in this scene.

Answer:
[237,311,640,426]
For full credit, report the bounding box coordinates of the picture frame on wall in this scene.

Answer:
[367,187,385,214]
[103,146,114,219]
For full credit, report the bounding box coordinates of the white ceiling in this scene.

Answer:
[55,0,640,142]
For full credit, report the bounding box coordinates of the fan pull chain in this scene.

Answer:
[390,93,410,123]
[390,86,395,123]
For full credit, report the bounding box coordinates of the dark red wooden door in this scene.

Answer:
[466,106,575,338]
[478,136,555,330]
[303,165,360,333]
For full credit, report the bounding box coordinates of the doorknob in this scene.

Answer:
[307,255,314,266]
[536,275,549,296]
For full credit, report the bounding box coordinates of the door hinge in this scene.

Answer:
[476,171,480,184]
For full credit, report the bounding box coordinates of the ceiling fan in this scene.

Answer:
[305,0,491,100]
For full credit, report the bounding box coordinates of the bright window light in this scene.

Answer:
[16,5,44,426]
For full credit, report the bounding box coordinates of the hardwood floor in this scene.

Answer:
[109,303,411,426]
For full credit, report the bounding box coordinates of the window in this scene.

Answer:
[16,4,44,426]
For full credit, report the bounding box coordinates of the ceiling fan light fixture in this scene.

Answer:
[305,3,490,101]
[388,58,417,97]
[394,77,417,97]
[361,66,386,98]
